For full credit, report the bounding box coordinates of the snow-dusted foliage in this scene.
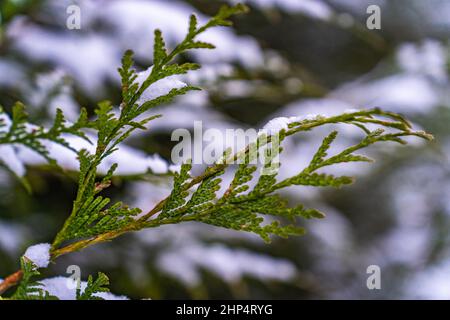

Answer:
[0,0,449,300]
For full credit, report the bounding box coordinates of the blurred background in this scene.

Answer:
[0,0,449,299]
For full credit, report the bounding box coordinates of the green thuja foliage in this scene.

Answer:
[50,3,251,251]
[76,272,110,300]
[0,4,433,299]
[149,110,431,242]
[0,103,89,159]
[8,257,111,300]
[10,258,57,300]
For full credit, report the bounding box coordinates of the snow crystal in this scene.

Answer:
[23,243,51,268]
[39,277,129,300]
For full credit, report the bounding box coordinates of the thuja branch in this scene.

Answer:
[0,4,251,296]
[50,4,250,250]
[49,108,432,259]
[0,4,434,298]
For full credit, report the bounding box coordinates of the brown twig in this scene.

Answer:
[0,270,23,295]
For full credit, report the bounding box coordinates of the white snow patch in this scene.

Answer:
[230,0,334,20]
[146,154,169,174]
[403,258,450,299]
[23,243,51,268]
[27,70,80,121]
[15,134,171,176]
[332,74,441,114]
[261,114,321,134]
[168,164,182,173]
[397,40,448,82]
[157,244,297,285]
[39,277,129,300]
[0,145,26,177]
[0,112,25,176]
[135,67,187,104]
[99,0,263,67]
[8,22,120,95]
